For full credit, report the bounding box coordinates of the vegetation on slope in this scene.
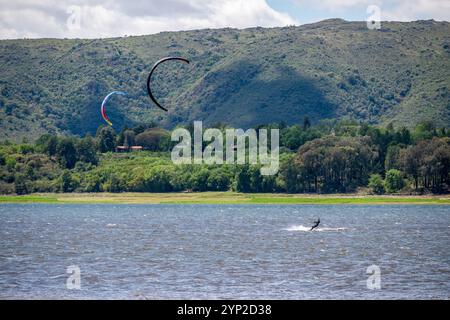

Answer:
[0,20,449,141]
[1,120,449,195]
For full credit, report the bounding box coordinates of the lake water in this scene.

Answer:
[0,204,449,299]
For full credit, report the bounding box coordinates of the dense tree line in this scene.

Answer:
[276,120,449,194]
[282,136,378,193]
[0,120,449,195]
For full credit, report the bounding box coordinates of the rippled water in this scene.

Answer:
[0,204,449,299]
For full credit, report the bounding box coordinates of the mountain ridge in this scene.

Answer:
[0,19,449,141]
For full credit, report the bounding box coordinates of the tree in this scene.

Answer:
[261,175,277,192]
[400,137,450,192]
[14,174,28,195]
[428,139,450,193]
[123,130,136,147]
[117,126,129,145]
[102,173,125,192]
[96,126,116,153]
[207,169,230,191]
[399,127,411,145]
[280,160,301,193]
[117,128,136,147]
[249,166,263,192]
[385,145,402,171]
[384,169,405,193]
[135,128,170,151]
[293,136,378,193]
[303,116,311,130]
[141,167,173,192]
[76,136,98,165]
[56,138,77,169]
[400,146,421,190]
[281,125,321,151]
[82,173,102,192]
[191,168,209,191]
[36,134,58,156]
[368,174,385,194]
[133,123,156,135]
[59,171,80,192]
[412,121,436,142]
[235,165,251,192]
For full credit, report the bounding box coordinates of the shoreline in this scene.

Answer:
[0,192,449,205]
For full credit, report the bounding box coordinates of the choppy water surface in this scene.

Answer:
[0,204,449,299]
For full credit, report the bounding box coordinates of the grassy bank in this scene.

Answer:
[0,192,449,205]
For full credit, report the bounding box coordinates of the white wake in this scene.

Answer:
[285,225,347,232]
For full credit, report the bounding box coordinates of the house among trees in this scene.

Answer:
[115,145,143,152]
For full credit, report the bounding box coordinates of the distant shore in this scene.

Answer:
[0,192,449,205]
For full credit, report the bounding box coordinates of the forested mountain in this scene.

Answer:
[1,19,449,141]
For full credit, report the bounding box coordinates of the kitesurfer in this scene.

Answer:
[310,218,320,231]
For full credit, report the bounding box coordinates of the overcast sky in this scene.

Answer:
[0,0,449,39]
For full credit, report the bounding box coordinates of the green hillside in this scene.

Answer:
[0,19,449,141]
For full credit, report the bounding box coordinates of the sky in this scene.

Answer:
[0,0,449,39]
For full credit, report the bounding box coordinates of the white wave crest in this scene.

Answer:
[285,225,347,232]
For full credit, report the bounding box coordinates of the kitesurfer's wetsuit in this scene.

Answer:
[310,218,320,231]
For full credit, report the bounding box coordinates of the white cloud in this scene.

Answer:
[380,0,450,22]
[2,0,448,39]
[0,0,298,39]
